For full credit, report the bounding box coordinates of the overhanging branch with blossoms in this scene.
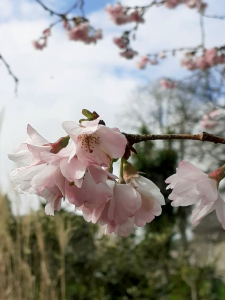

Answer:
[8,109,225,237]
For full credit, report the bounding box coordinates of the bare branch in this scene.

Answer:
[203,14,225,20]
[0,53,19,94]
[124,132,225,146]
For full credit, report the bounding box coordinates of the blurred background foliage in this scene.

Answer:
[2,70,225,300]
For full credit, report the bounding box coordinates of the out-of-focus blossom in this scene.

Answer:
[136,56,149,69]
[68,22,102,44]
[200,109,223,129]
[120,49,138,59]
[164,0,179,9]
[204,48,218,66]
[113,37,127,49]
[106,4,144,25]
[33,39,47,50]
[166,161,225,229]
[161,79,177,89]
[195,56,210,70]
[181,57,197,70]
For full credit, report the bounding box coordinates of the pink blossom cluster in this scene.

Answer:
[160,78,177,89]
[136,56,159,69]
[166,161,225,229]
[164,0,207,12]
[67,21,102,44]
[199,109,224,129]
[181,48,225,71]
[33,19,102,50]
[106,3,144,25]
[113,35,138,60]
[9,113,165,236]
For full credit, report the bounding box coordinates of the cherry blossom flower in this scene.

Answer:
[113,37,127,49]
[204,48,218,66]
[136,56,149,69]
[62,117,127,167]
[166,161,225,229]
[106,4,144,25]
[164,0,179,9]
[68,22,102,44]
[33,39,47,50]
[65,166,113,209]
[120,49,138,59]
[199,109,223,129]
[9,125,86,215]
[180,57,197,70]
[161,79,177,89]
[129,10,144,23]
[195,56,210,70]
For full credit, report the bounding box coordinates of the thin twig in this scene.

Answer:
[0,53,19,94]
[203,14,225,20]
[35,0,80,17]
[124,132,225,145]
[199,13,205,47]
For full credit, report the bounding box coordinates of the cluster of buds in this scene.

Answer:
[160,78,177,89]
[181,47,225,71]
[106,3,145,25]
[166,161,225,230]
[199,109,224,129]
[33,17,102,51]
[9,110,165,236]
[164,0,207,12]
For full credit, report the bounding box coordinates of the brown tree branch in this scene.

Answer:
[0,53,19,94]
[124,132,225,145]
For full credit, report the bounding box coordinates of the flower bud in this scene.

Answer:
[50,136,70,154]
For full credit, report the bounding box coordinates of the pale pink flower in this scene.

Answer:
[62,117,127,167]
[106,4,144,25]
[65,166,113,209]
[113,37,127,49]
[186,0,200,8]
[149,59,158,65]
[136,56,149,69]
[129,176,165,227]
[180,57,197,70]
[63,20,71,31]
[68,22,90,41]
[120,49,138,59]
[129,10,144,23]
[200,109,223,129]
[80,181,142,236]
[32,39,47,50]
[9,125,86,215]
[161,79,177,89]
[204,48,218,66]
[164,0,179,9]
[82,174,165,236]
[199,119,218,129]
[195,56,210,70]
[166,161,225,229]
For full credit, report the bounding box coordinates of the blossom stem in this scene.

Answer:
[123,132,225,145]
[119,158,125,183]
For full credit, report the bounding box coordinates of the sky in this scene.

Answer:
[0,0,224,212]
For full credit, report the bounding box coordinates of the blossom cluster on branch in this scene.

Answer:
[9,110,165,236]
[9,110,225,236]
